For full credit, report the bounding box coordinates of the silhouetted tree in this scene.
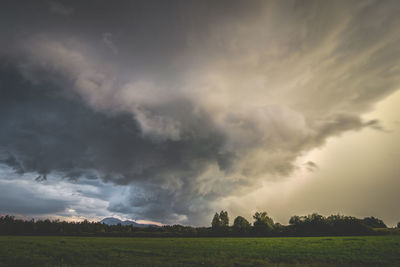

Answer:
[289,215,301,225]
[233,216,251,234]
[219,210,229,227]
[0,212,382,238]
[288,213,372,236]
[211,210,229,235]
[362,216,387,228]
[253,211,274,235]
[211,212,221,230]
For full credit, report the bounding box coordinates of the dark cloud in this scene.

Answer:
[0,0,399,225]
[0,63,231,223]
[48,1,74,16]
[0,180,68,215]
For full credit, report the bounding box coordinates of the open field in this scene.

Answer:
[0,235,399,266]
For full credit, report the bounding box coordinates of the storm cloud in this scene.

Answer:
[0,0,399,225]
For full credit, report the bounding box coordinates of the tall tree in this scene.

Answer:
[253,211,274,234]
[211,212,221,229]
[219,210,229,227]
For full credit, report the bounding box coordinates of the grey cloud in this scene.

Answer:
[0,63,226,178]
[102,33,118,55]
[312,113,381,146]
[48,1,74,16]
[304,161,318,172]
[2,155,25,175]
[0,63,229,223]
[0,0,399,225]
[0,164,121,220]
[0,180,68,215]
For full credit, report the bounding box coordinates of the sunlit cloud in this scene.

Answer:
[0,0,399,225]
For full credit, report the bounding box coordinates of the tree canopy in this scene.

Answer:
[233,216,251,233]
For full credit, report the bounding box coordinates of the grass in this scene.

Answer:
[0,235,400,266]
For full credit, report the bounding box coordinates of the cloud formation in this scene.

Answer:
[0,0,399,225]
[48,1,74,16]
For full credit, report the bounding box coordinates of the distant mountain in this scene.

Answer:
[100,217,160,228]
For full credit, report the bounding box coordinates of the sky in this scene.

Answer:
[0,0,399,226]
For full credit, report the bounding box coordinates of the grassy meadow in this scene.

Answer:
[0,235,400,266]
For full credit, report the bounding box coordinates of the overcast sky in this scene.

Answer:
[0,0,399,226]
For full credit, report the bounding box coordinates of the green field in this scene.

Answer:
[0,236,399,266]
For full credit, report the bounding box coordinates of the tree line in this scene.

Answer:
[211,211,394,236]
[0,212,397,237]
[211,211,390,237]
